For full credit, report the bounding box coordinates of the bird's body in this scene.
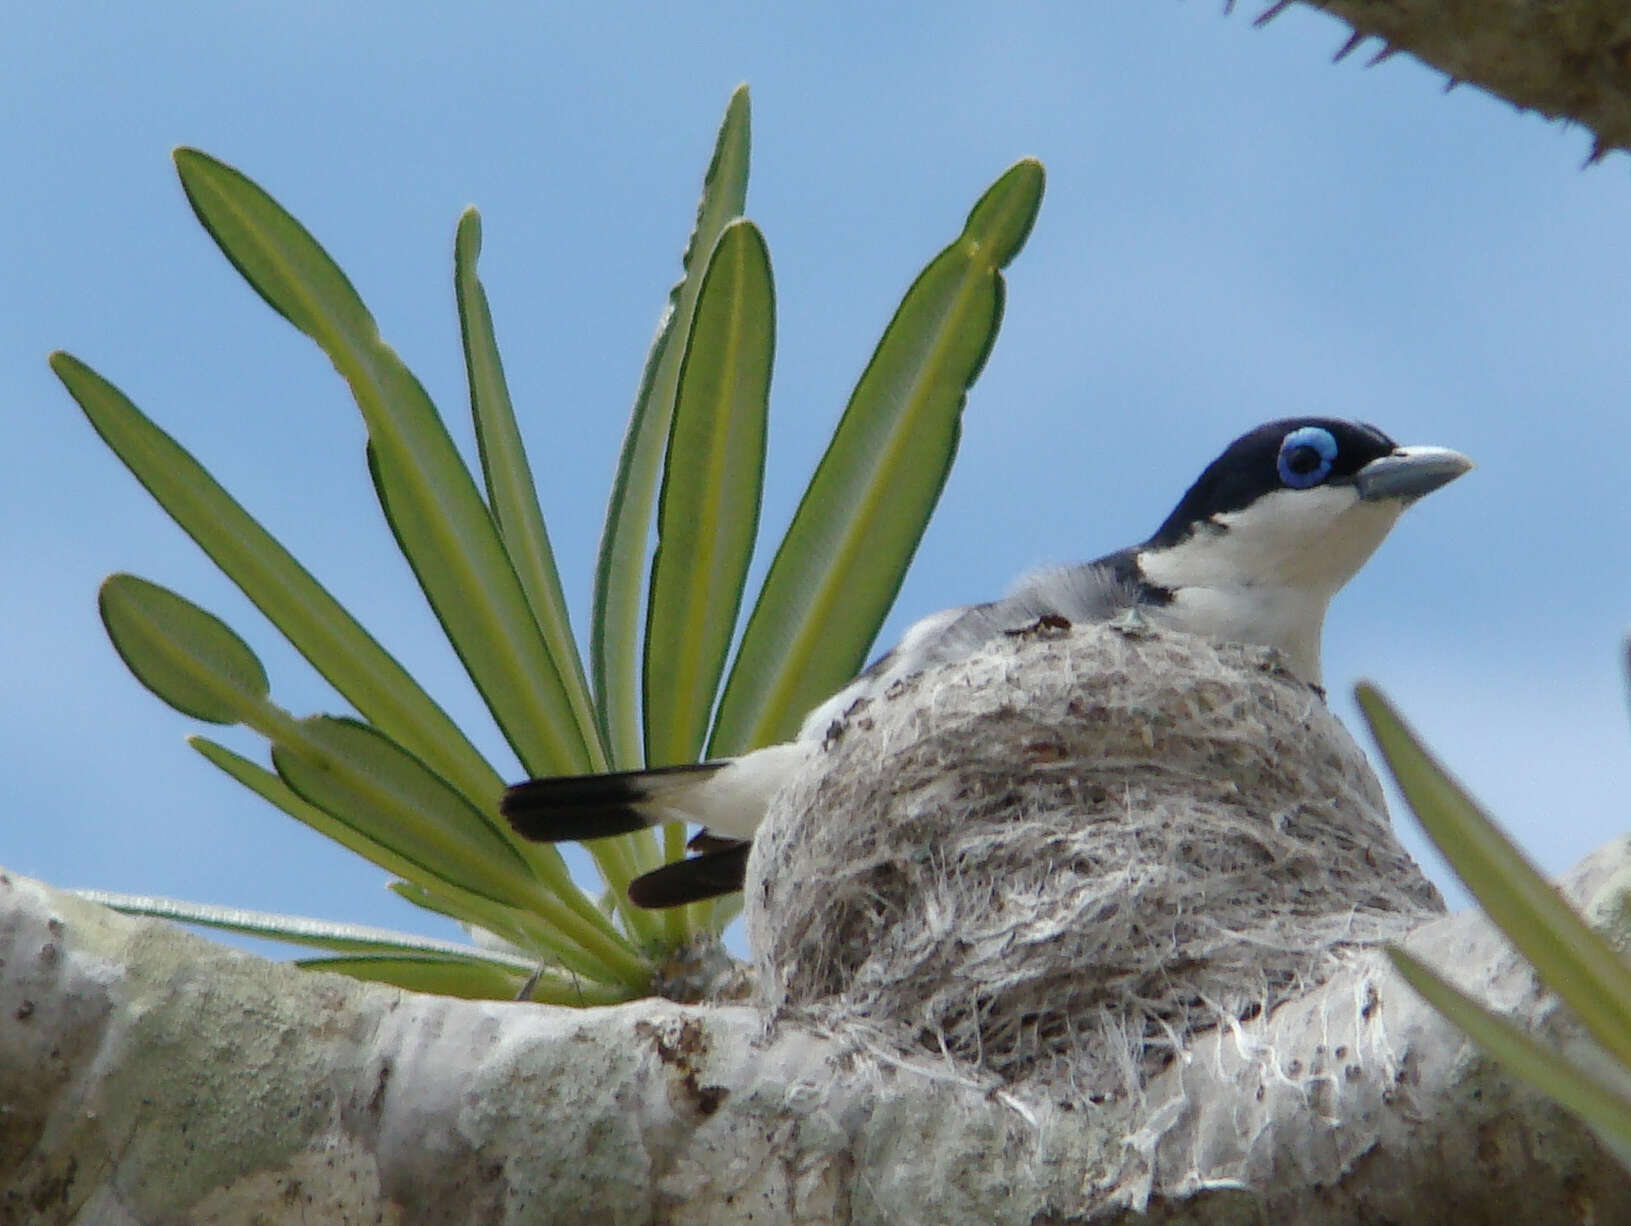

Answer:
[503,418,1471,907]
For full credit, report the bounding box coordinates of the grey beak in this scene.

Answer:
[1355,445,1473,504]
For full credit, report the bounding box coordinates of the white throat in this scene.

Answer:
[1135,487,1406,686]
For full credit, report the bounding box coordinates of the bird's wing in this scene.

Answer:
[796,553,1143,740]
[999,551,1147,624]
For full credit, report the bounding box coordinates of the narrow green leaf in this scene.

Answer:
[98,575,268,725]
[363,440,660,945]
[191,737,528,949]
[385,879,644,977]
[366,436,645,926]
[174,148,596,778]
[1389,947,1631,1156]
[644,219,772,765]
[271,716,647,985]
[448,212,656,942]
[83,886,619,1004]
[454,209,604,765]
[709,158,1045,754]
[269,715,537,907]
[97,753,636,997]
[385,879,525,944]
[1358,684,1631,1069]
[297,955,529,1000]
[297,954,629,1005]
[73,888,537,965]
[593,85,751,767]
[53,351,507,809]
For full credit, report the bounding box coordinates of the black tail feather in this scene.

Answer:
[501,763,721,843]
[627,842,751,908]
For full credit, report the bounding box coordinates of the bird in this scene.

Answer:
[503,417,1471,908]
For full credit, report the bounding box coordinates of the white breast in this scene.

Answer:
[1135,486,1407,686]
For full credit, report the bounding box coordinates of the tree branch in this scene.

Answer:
[5,630,1629,1223]
[3,850,1628,1223]
[1262,0,1631,160]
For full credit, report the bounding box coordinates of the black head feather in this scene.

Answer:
[1146,418,1397,548]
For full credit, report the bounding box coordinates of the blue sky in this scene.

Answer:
[6,4,1629,952]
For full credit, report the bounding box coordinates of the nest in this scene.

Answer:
[744,619,1444,1099]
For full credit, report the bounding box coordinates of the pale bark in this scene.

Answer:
[3,848,1630,1225]
[5,629,1631,1223]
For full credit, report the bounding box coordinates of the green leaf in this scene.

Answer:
[193,738,648,988]
[98,575,269,725]
[1389,947,1631,1156]
[385,878,522,940]
[52,351,506,809]
[174,147,598,778]
[72,887,535,965]
[58,350,616,949]
[191,736,531,952]
[296,955,628,1005]
[709,158,1045,754]
[268,715,536,908]
[644,219,772,766]
[454,209,604,766]
[362,439,658,946]
[1358,684,1631,1070]
[593,84,751,767]
[77,883,632,1003]
[448,213,653,941]
[296,955,530,1000]
[270,716,646,985]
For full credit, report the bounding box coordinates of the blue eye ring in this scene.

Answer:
[1277,426,1338,489]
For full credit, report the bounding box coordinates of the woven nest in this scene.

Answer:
[744,618,1444,1099]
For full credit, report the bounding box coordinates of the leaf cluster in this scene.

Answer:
[56,88,1044,1001]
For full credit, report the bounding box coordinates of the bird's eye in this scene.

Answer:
[1276,426,1338,489]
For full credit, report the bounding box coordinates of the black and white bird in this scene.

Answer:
[504,418,1471,908]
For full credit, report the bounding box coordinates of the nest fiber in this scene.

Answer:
[745,621,1443,1097]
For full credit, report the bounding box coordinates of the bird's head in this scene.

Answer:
[1135,418,1472,684]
